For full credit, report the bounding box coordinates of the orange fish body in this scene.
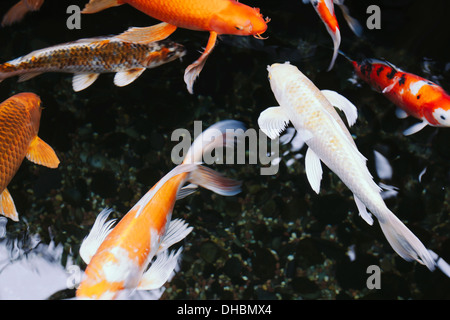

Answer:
[2,0,44,26]
[83,0,269,93]
[0,92,59,221]
[352,58,450,135]
[76,120,244,299]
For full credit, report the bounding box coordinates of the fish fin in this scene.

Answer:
[17,72,42,82]
[26,136,60,168]
[184,31,218,94]
[0,188,19,222]
[176,184,198,200]
[258,106,290,140]
[335,1,363,37]
[321,89,358,126]
[79,208,116,264]
[157,219,193,253]
[403,120,428,136]
[395,107,409,119]
[188,165,241,197]
[354,195,374,225]
[138,247,183,291]
[114,22,177,44]
[305,147,323,194]
[81,0,122,14]
[373,150,393,180]
[182,120,246,165]
[428,250,450,278]
[114,68,146,87]
[327,27,341,71]
[72,73,100,92]
[1,0,42,27]
[378,209,435,271]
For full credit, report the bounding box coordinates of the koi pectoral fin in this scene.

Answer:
[403,120,428,136]
[115,22,177,44]
[0,188,18,222]
[258,106,290,140]
[321,89,358,126]
[395,107,409,119]
[138,247,183,291]
[72,73,100,92]
[184,31,218,94]
[79,208,116,264]
[26,136,60,168]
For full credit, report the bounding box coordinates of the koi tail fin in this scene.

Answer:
[179,119,246,197]
[2,0,44,27]
[335,0,363,37]
[82,0,122,14]
[378,209,436,271]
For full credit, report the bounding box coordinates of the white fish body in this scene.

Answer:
[258,62,435,271]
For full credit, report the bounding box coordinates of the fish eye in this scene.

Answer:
[235,25,244,31]
[441,115,446,120]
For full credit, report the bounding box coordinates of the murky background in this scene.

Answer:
[0,0,449,300]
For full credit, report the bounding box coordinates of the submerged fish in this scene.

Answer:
[76,120,244,300]
[0,25,186,92]
[347,56,450,135]
[258,62,436,271]
[82,0,269,94]
[2,0,44,27]
[0,92,59,221]
[303,0,362,71]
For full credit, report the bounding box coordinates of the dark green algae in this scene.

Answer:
[0,0,449,299]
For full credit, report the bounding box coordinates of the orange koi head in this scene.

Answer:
[427,94,450,127]
[209,3,268,38]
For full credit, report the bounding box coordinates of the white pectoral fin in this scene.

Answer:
[354,195,373,225]
[403,120,428,136]
[258,106,290,140]
[79,208,116,264]
[138,247,183,291]
[395,107,409,119]
[305,147,323,194]
[321,90,358,126]
[114,68,146,87]
[72,73,100,92]
[158,218,193,254]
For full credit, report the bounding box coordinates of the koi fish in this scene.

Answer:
[348,57,450,135]
[303,0,362,71]
[82,0,269,94]
[76,120,244,299]
[257,62,435,271]
[2,0,44,27]
[0,92,59,221]
[0,25,186,92]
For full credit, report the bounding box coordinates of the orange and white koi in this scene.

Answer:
[2,0,44,27]
[82,0,269,94]
[0,25,186,92]
[349,57,450,135]
[258,62,435,271]
[76,120,244,299]
[303,0,362,70]
[0,92,59,221]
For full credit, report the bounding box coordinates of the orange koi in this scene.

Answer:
[0,93,59,221]
[349,57,450,135]
[82,0,269,94]
[2,0,44,27]
[303,0,362,71]
[0,25,185,92]
[76,120,244,299]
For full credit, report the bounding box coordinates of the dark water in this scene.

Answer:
[0,0,449,300]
